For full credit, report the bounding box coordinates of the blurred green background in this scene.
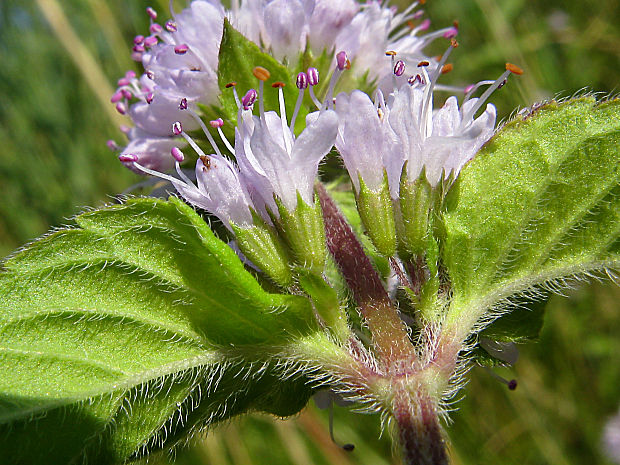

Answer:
[0,0,618,463]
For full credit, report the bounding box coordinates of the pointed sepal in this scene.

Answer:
[356,172,397,257]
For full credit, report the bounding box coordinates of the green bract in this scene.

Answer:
[0,197,319,463]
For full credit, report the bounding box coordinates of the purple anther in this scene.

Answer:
[408,74,425,86]
[133,44,145,53]
[117,77,130,86]
[171,147,184,162]
[165,20,177,32]
[174,44,189,55]
[241,89,258,110]
[412,10,424,20]
[106,139,118,150]
[119,153,138,163]
[464,84,475,94]
[144,35,158,47]
[146,6,157,20]
[336,51,348,71]
[115,102,127,115]
[209,118,224,128]
[145,92,154,104]
[419,19,431,31]
[443,27,458,39]
[179,98,188,110]
[172,121,183,135]
[110,90,123,103]
[133,35,145,45]
[497,78,508,89]
[125,70,136,79]
[121,89,133,100]
[307,67,319,86]
[394,60,405,77]
[120,125,131,134]
[149,23,162,34]
[145,70,155,80]
[296,72,308,89]
[131,52,143,62]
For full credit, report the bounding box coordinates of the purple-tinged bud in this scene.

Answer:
[110,91,123,103]
[419,19,431,31]
[145,70,155,80]
[117,77,130,86]
[443,27,458,39]
[133,35,145,45]
[144,35,158,47]
[119,153,138,163]
[179,98,188,110]
[172,121,183,135]
[146,6,157,20]
[307,67,319,86]
[165,20,177,32]
[133,44,145,53]
[296,72,308,89]
[121,89,132,100]
[336,51,349,71]
[149,23,162,34]
[394,60,405,76]
[209,118,224,128]
[106,139,118,150]
[171,147,184,162]
[174,44,189,55]
[241,89,257,110]
[115,102,127,115]
[146,92,154,104]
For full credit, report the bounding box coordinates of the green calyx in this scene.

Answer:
[356,173,397,257]
[397,167,438,259]
[275,192,327,272]
[232,214,294,287]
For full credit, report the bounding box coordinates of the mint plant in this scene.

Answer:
[1,2,618,464]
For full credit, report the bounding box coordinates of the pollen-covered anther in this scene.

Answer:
[172,121,183,136]
[179,98,188,110]
[418,60,430,67]
[505,62,524,75]
[252,66,271,81]
[296,72,308,89]
[441,63,453,74]
[450,38,459,48]
[385,50,397,56]
[209,118,224,128]
[225,82,237,88]
[271,81,286,88]
[165,20,177,32]
[199,155,211,169]
[394,60,405,77]
[174,44,189,55]
[171,147,184,162]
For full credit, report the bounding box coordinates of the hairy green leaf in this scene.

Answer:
[0,197,317,463]
[442,97,620,331]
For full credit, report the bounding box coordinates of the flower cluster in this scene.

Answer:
[108,0,455,170]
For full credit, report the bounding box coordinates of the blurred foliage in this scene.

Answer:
[0,0,618,464]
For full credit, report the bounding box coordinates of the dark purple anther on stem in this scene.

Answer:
[144,35,158,47]
[134,35,145,45]
[165,20,177,32]
[121,89,132,99]
[115,102,127,115]
[241,89,257,110]
[146,70,155,80]
[174,44,189,54]
[172,121,183,135]
[209,118,224,128]
[119,153,138,163]
[443,26,458,39]
[171,147,184,162]
[146,6,157,20]
[133,44,145,53]
[336,51,349,71]
[146,92,154,104]
[307,67,319,86]
[296,72,308,89]
[149,23,162,34]
[419,18,431,31]
[110,91,123,103]
[179,98,188,110]
[394,60,405,76]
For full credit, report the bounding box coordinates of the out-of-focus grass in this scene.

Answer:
[0,1,618,464]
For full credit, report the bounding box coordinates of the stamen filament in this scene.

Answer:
[460,69,511,124]
[186,109,224,158]
[289,87,305,132]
